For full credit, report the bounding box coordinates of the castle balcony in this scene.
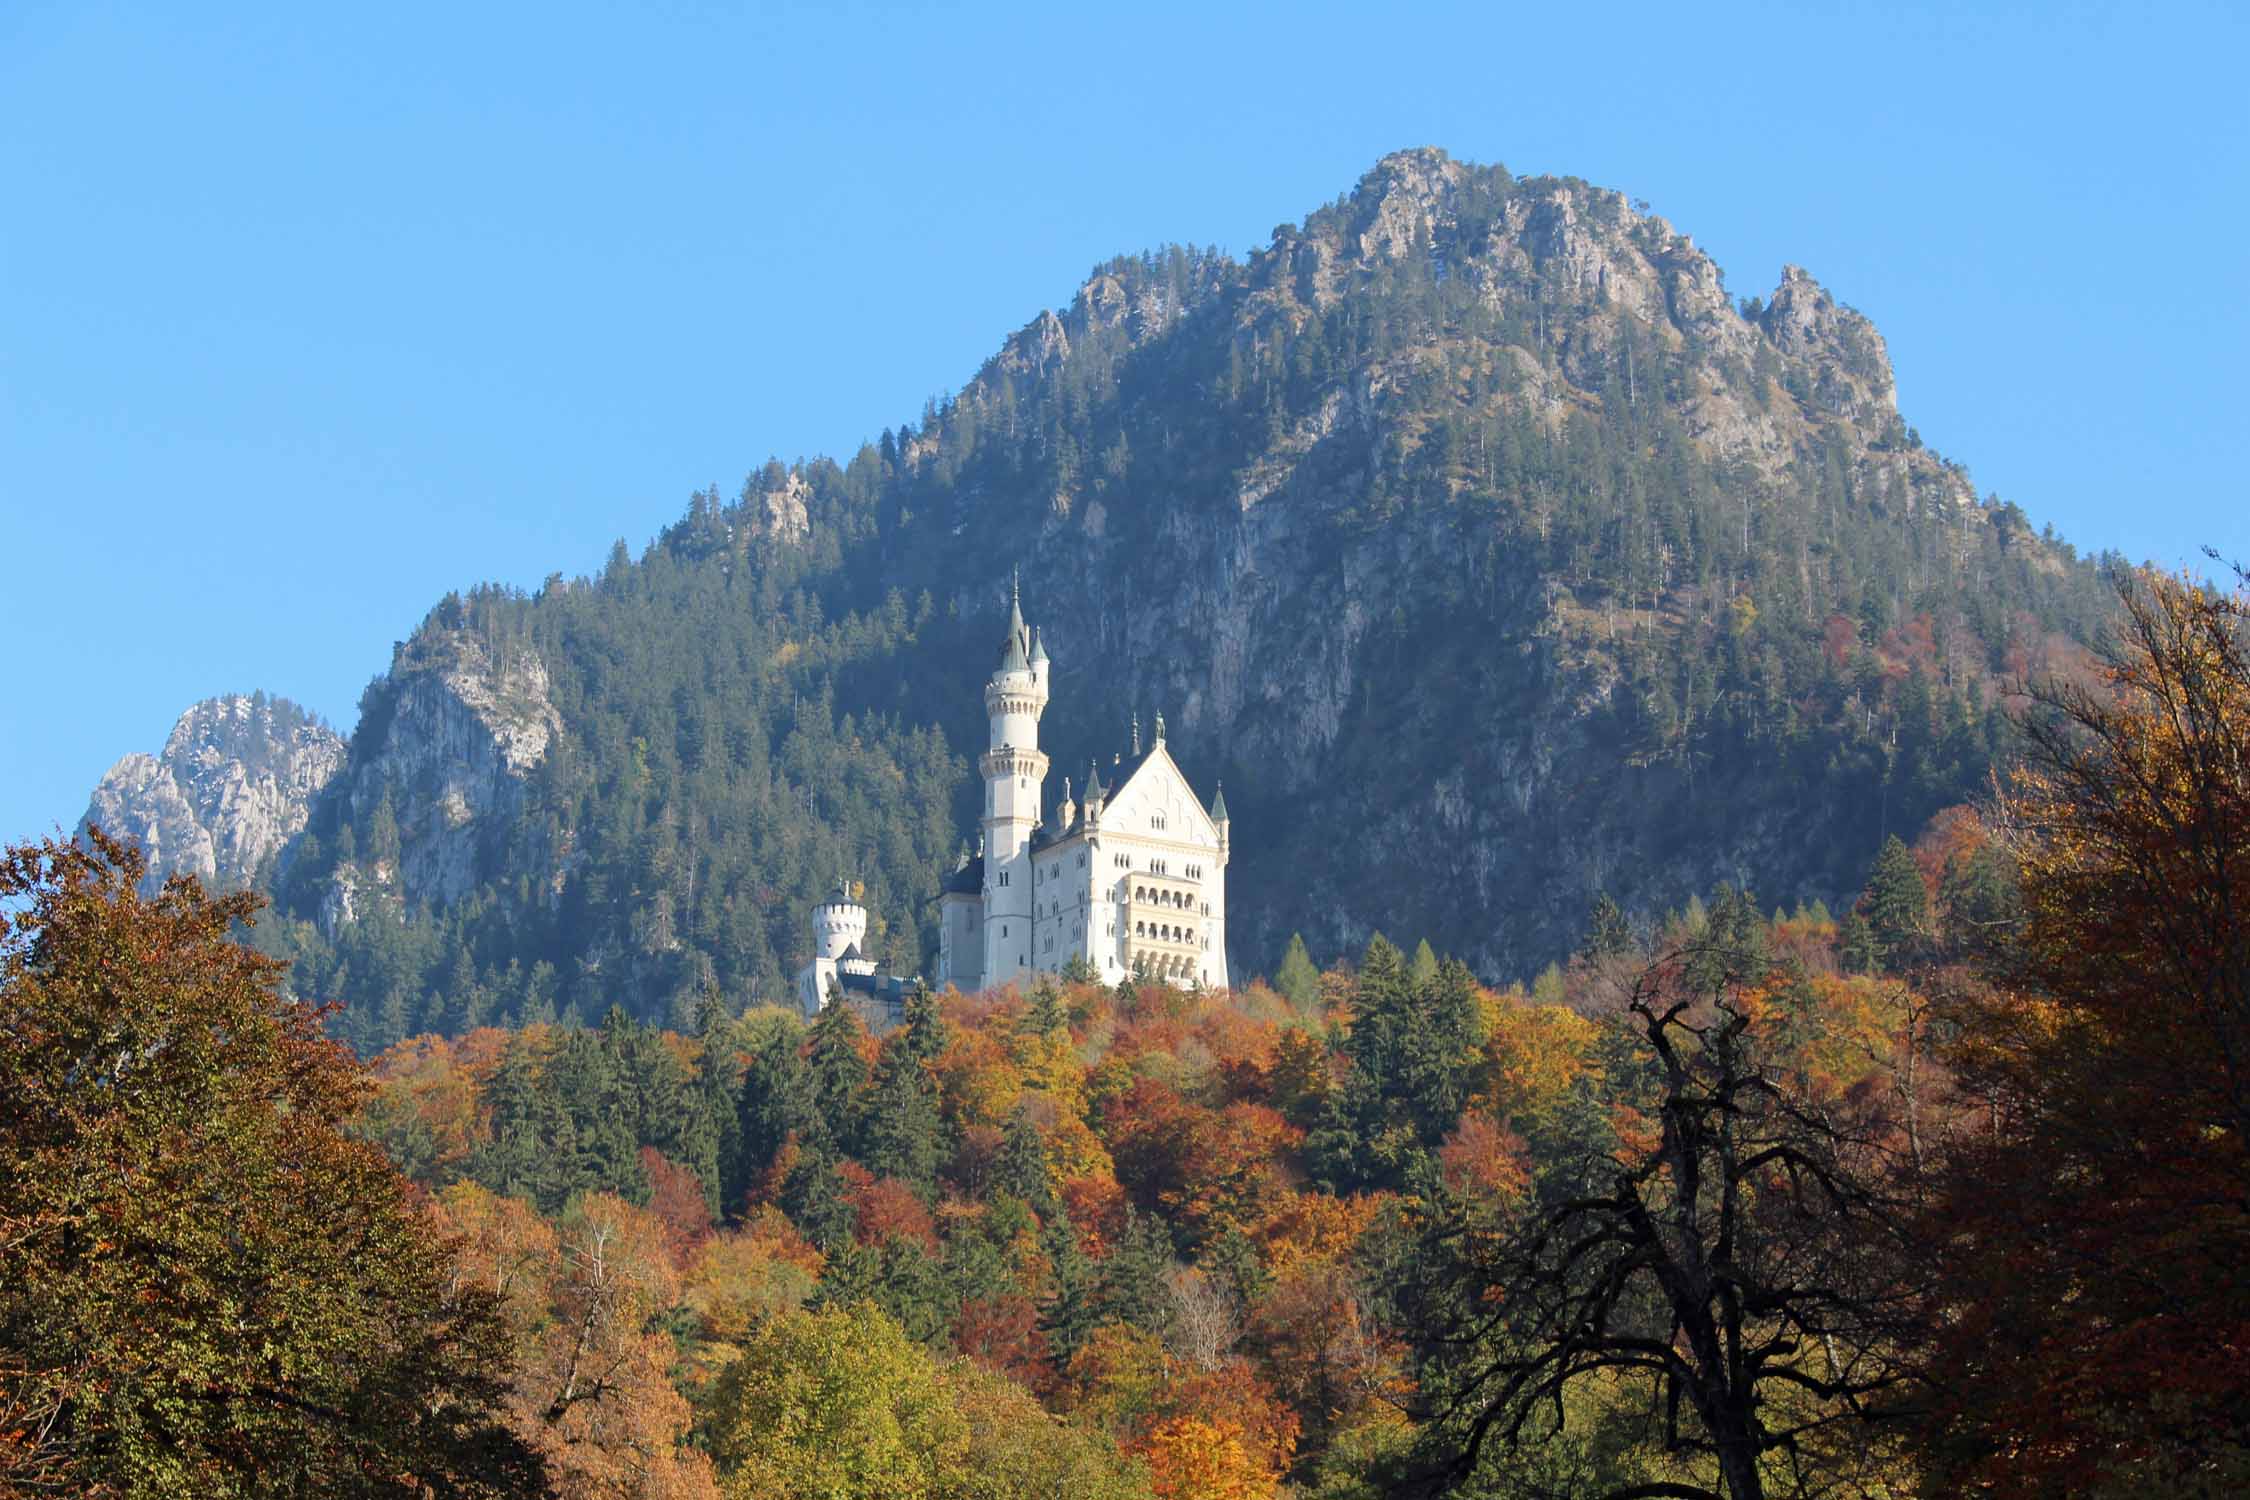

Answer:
[1123,871,1208,979]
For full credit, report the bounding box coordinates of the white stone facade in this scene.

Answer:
[937,587,1230,993]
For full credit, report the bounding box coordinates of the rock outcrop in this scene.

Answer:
[325,629,564,920]
[81,695,344,894]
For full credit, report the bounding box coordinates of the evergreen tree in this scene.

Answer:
[995,1103,1055,1214]
[1020,977,1068,1039]
[1409,938,1441,991]
[1096,1210,1176,1338]
[1037,1208,1100,1363]
[736,1020,814,1188]
[863,1025,946,1196]
[806,988,872,1154]
[1582,892,1634,958]
[1863,834,1931,965]
[1273,933,1321,1010]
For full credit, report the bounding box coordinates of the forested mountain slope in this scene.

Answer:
[84,149,2116,1048]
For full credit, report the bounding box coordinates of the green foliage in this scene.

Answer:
[1274,932,1321,1009]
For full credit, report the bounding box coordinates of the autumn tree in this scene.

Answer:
[0,831,543,1497]
[1397,946,1924,1500]
[1918,566,2250,1493]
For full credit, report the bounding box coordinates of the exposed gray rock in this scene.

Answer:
[80,695,344,894]
[332,631,563,916]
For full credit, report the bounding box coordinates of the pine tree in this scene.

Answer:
[1582,892,1634,958]
[1273,933,1321,1009]
[863,1026,945,1196]
[1021,977,1068,1039]
[1037,1208,1100,1363]
[1096,1210,1176,1338]
[995,1103,1055,1214]
[736,1022,814,1187]
[806,988,872,1155]
[1862,834,1930,966]
[1409,938,1441,992]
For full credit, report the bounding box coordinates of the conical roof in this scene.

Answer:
[996,575,1031,673]
[1208,781,1229,822]
[1029,626,1048,664]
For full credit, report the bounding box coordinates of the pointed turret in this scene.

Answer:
[995,571,1031,675]
[1029,626,1048,665]
[1208,781,1229,825]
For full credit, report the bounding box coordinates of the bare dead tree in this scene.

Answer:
[1398,945,1930,1500]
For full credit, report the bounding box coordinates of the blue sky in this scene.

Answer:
[4,0,2245,844]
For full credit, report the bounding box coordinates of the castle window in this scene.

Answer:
[1153,813,1167,830]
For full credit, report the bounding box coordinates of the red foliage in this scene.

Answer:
[1822,613,1860,670]
[1436,1114,1531,1204]
[847,1169,939,1252]
[639,1147,714,1266]
[1061,1174,1129,1256]
[953,1294,1051,1390]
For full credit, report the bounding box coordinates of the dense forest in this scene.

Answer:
[12,567,2247,1499]
[163,150,2123,1055]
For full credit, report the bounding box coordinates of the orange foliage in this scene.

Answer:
[639,1148,713,1267]
[1061,1173,1129,1255]
[845,1167,940,1251]
[1249,1189,1384,1274]
[1140,1414,1272,1500]
[1436,1113,1530,1203]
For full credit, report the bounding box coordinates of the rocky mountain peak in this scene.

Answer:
[81,694,344,895]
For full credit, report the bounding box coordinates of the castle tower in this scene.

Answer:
[812,878,868,960]
[799,878,870,1014]
[980,577,1048,986]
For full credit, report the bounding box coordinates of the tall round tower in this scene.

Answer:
[980,577,1048,985]
[811,879,868,962]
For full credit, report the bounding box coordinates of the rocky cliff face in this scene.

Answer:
[80,695,344,894]
[869,148,2033,977]
[319,628,564,927]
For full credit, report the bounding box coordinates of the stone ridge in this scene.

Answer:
[80,694,345,895]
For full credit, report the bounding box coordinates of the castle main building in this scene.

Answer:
[936,585,1230,992]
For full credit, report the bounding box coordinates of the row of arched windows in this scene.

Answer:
[1132,885,1193,907]
[1132,920,1195,943]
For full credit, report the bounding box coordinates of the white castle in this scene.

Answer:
[793,877,912,1020]
[937,583,1229,993]
[794,581,1231,1015]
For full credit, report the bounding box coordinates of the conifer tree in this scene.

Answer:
[1274,933,1321,1009]
[1038,1207,1100,1362]
[996,1103,1056,1214]
[1862,834,1931,966]
[1582,892,1634,958]
[736,1020,815,1186]
[863,1023,946,1196]
[806,987,872,1154]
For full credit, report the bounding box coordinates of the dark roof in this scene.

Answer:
[1029,626,1048,664]
[942,855,984,896]
[1208,782,1229,822]
[837,969,909,1003]
[839,942,863,963]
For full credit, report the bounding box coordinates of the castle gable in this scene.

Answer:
[1101,745,1220,847]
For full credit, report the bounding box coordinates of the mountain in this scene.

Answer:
[80,149,2117,1049]
[79,694,343,897]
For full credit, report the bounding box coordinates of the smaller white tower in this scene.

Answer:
[799,879,869,1014]
[981,576,1049,988]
